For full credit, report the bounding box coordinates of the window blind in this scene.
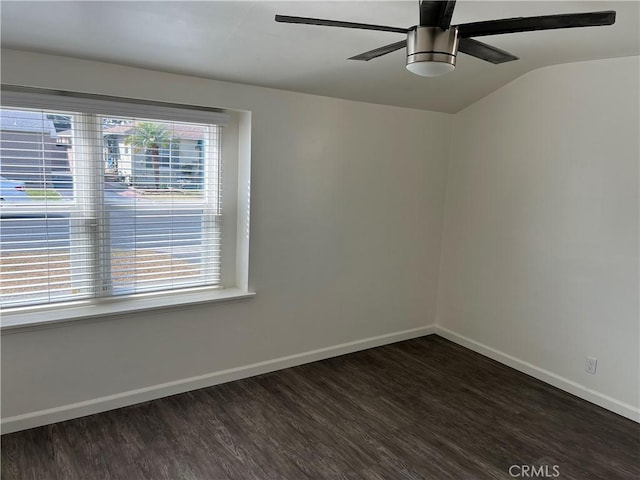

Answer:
[1,86,230,126]
[1,104,223,309]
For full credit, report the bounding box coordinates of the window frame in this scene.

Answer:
[0,87,253,330]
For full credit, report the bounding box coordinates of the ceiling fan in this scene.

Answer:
[275,1,616,77]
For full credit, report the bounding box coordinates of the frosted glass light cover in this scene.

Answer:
[406,61,455,77]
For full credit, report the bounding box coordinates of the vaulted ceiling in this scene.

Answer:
[1,1,638,112]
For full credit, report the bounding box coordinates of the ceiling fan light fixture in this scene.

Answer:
[405,26,458,77]
[406,58,456,77]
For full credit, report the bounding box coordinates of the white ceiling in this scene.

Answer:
[1,1,638,113]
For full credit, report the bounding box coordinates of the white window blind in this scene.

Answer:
[0,101,225,309]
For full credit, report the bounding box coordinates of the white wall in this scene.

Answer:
[0,50,451,429]
[436,56,639,419]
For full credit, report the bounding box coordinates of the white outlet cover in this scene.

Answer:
[585,356,598,374]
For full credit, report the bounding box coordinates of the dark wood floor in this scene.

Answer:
[2,335,639,480]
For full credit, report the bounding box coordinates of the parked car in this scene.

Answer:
[0,176,28,201]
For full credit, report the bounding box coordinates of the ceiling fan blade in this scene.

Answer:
[348,40,407,61]
[457,10,616,38]
[419,1,441,26]
[419,1,456,28]
[458,38,519,64]
[275,15,408,34]
[438,1,457,29]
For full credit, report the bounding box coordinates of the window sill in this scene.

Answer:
[0,287,255,333]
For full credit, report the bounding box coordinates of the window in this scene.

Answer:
[0,88,248,317]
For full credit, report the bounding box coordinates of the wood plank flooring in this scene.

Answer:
[2,335,639,479]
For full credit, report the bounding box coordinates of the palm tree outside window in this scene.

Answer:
[125,122,176,189]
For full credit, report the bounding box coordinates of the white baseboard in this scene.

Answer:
[435,326,640,422]
[6,323,635,434]
[1,325,436,434]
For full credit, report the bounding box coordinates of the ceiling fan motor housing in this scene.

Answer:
[406,26,459,76]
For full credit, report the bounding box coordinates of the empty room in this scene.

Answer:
[0,1,638,479]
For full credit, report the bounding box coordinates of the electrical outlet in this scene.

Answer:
[585,356,598,375]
